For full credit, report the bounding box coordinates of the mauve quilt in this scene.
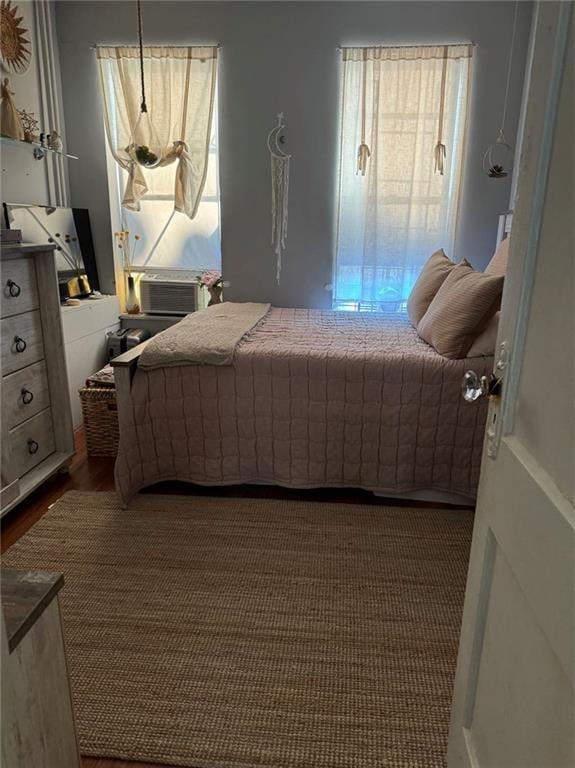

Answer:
[115,308,491,504]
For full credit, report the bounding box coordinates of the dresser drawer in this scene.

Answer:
[1,311,44,375]
[8,409,55,478]
[1,257,39,319]
[2,361,51,430]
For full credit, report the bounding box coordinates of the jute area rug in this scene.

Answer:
[3,491,473,768]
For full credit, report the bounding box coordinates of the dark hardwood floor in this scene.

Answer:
[1,434,449,768]
[2,452,440,556]
[1,457,115,554]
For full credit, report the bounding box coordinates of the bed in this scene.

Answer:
[112,306,492,507]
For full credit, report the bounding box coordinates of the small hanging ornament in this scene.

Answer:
[434,141,446,175]
[356,51,371,176]
[483,0,518,179]
[433,47,449,175]
[127,0,162,169]
[357,142,371,176]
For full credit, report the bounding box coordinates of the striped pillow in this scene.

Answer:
[406,249,455,327]
[466,312,500,357]
[417,261,504,359]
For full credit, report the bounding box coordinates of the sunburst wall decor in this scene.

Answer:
[1,0,31,74]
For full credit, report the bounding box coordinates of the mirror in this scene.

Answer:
[3,203,100,297]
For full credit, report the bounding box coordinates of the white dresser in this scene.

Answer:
[1,244,74,516]
[1,570,81,768]
[61,295,120,430]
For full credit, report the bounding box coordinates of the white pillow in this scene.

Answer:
[466,312,500,357]
[485,238,509,277]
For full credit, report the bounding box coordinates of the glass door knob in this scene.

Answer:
[462,371,502,403]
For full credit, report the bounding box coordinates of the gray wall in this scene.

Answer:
[55,1,532,306]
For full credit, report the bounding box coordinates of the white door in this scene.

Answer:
[448,4,574,768]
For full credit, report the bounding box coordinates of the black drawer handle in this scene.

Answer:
[21,388,34,405]
[14,336,27,353]
[27,439,39,455]
[7,279,21,297]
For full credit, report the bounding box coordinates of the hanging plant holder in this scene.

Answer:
[127,0,162,169]
[483,130,514,179]
[483,0,518,180]
[129,108,162,169]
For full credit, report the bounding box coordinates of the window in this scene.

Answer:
[335,45,472,311]
[98,46,220,275]
[111,101,220,273]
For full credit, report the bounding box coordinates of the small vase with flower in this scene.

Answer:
[115,229,141,314]
[200,271,223,306]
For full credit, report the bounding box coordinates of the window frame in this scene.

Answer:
[103,52,221,277]
[333,45,471,313]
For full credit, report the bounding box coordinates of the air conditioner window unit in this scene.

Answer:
[139,274,206,315]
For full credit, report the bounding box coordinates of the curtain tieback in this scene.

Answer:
[172,140,186,156]
[357,143,371,176]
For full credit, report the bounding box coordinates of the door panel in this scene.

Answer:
[471,553,572,768]
[447,4,574,767]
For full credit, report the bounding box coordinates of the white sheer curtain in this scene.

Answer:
[97,46,217,219]
[335,45,472,311]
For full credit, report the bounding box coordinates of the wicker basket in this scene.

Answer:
[79,385,119,457]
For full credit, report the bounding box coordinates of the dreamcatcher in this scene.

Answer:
[483,0,519,179]
[268,112,291,283]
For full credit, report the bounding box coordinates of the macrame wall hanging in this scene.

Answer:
[483,0,519,178]
[357,50,371,175]
[268,112,291,284]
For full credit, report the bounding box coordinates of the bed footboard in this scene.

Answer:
[110,339,150,402]
[110,340,151,508]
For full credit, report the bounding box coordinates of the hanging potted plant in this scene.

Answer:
[127,0,162,170]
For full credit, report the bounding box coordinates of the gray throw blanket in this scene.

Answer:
[138,302,271,369]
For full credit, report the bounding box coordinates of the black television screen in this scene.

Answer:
[3,202,100,292]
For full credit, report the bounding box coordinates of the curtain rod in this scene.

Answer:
[91,42,472,51]
[91,43,221,49]
[337,42,475,50]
